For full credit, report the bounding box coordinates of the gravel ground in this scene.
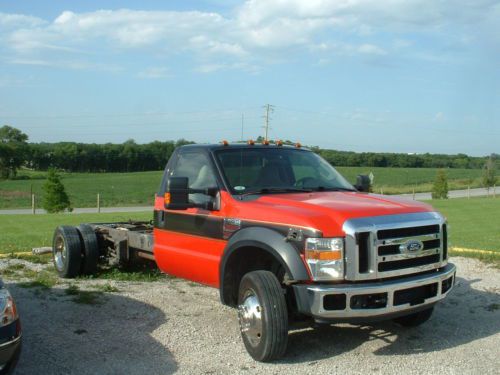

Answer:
[2,256,499,375]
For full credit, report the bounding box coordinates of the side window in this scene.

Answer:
[172,152,217,205]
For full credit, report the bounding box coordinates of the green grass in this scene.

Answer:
[65,284,105,304]
[82,267,167,282]
[1,167,494,209]
[428,197,500,253]
[19,270,58,289]
[0,212,151,254]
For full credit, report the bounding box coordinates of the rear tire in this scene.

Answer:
[52,226,82,278]
[393,307,434,327]
[77,224,99,275]
[238,270,288,362]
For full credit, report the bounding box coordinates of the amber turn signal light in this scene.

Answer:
[305,250,342,261]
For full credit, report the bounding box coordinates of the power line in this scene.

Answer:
[14,115,262,129]
[0,106,262,120]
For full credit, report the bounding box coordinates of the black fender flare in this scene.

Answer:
[219,227,310,305]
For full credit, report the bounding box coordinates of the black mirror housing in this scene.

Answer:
[165,177,191,210]
[165,177,219,210]
[355,175,371,192]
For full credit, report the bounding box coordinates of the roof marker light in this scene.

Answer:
[221,140,229,146]
[276,140,283,147]
[247,139,255,145]
[295,142,302,148]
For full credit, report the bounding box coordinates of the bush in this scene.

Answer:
[432,169,449,199]
[42,168,72,213]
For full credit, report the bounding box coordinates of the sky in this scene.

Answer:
[0,0,499,156]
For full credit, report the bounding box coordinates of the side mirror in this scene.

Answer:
[355,175,371,192]
[165,177,191,210]
[164,177,220,210]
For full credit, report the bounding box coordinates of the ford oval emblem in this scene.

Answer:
[400,240,424,253]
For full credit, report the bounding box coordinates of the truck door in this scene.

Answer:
[153,149,227,287]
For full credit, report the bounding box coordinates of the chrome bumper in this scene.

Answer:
[293,263,456,322]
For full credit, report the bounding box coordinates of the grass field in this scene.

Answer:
[0,167,492,209]
[0,212,152,254]
[429,197,500,259]
[0,198,498,264]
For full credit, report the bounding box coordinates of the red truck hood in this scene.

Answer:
[232,191,434,237]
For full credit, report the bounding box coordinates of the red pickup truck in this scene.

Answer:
[52,143,456,361]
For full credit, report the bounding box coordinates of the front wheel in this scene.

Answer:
[393,307,434,327]
[238,270,288,362]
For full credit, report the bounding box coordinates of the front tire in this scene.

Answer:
[238,271,288,362]
[52,226,82,278]
[393,307,434,327]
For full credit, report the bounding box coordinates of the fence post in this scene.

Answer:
[97,193,101,213]
[494,185,496,198]
[467,185,470,199]
[31,194,35,214]
[412,188,415,200]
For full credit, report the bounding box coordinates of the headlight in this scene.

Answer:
[304,237,344,281]
[0,288,18,327]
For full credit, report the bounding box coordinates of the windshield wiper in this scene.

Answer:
[239,187,312,197]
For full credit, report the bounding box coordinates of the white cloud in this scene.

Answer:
[0,12,46,29]
[433,112,445,122]
[0,1,497,73]
[138,67,171,79]
[358,43,387,55]
[8,58,121,72]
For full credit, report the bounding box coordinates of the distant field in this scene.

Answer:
[0,170,162,209]
[336,166,487,194]
[0,166,492,209]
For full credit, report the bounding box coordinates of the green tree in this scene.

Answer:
[482,155,497,190]
[42,168,72,213]
[0,125,28,179]
[432,169,449,199]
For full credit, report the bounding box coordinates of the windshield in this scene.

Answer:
[215,147,355,195]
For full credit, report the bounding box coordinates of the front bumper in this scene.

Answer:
[0,320,22,374]
[293,263,456,322]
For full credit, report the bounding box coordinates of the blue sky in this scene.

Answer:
[0,0,499,156]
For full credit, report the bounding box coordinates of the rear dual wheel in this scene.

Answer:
[52,225,99,278]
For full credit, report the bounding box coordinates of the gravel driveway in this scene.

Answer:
[3,256,500,375]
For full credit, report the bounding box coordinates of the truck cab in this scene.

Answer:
[153,143,455,361]
[52,142,455,362]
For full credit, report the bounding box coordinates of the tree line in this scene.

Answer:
[1,125,497,177]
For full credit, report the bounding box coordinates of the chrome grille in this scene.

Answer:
[343,212,447,281]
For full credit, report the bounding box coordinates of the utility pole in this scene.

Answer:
[263,104,274,142]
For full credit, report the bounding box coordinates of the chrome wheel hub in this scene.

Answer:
[238,289,263,347]
[54,235,66,271]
